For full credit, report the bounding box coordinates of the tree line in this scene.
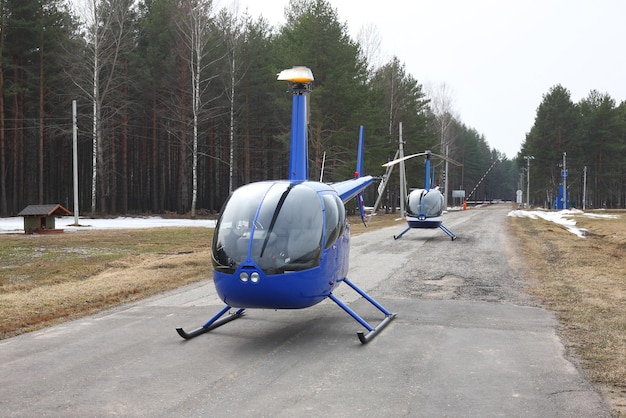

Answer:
[0,0,519,218]
[519,85,626,209]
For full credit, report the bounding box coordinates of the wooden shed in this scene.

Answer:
[17,204,72,234]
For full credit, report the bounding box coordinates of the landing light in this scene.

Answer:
[239,272,249,282]
[250,272,260,283]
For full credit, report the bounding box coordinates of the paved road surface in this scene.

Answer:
[0,205,612,417]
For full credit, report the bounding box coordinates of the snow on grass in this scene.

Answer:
[0,216,216,234]
[507,208,618,237]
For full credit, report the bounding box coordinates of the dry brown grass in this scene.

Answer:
[0,227,213,339]
[510,210,626,416]
[348,211,405,235]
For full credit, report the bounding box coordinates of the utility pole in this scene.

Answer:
[72,100,79,225]
[518,171,526,209]
[562,152,567,209]
[398,122,406,218]
[523,155,534,208]
[444,145,449,208]
[582,166,587,210]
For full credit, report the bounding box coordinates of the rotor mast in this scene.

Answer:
[424,151,432,189]
[278,66,314,181]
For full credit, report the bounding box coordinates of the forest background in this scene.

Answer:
[1,0,624,217]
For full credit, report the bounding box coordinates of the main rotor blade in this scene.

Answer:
[382,151,463,168]
[382,153,428,167]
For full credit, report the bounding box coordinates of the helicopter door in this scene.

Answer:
[276,186,323,271]
[322,193,345,249]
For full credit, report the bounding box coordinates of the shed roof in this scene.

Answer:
[18,204,72,217]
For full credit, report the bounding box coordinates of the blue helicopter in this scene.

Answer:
[382,151,461,240]
[176,66,395,344]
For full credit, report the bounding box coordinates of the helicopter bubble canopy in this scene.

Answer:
[211,181,325,275]
[407,188,444,218]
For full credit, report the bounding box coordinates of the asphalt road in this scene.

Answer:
[0,204,612,417]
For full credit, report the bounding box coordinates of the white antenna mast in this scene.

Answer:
[319,151,326,182]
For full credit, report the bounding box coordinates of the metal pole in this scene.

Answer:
[582,166,587,210]
[444,145,449,208]
[518,171,524,208]
[524,155,534,208]
[72,100,79,225]
[526,160,530,208]
[398,122,405,218]
[562,152,567,209]
[372,149,398,213]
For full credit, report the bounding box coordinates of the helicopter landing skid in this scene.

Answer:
[439,224,457,240]
[393,226,411,240]
[176,306,245,340]
[329,278,396,344]
[393,224,457,240]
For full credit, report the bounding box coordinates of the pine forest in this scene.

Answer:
[1,0,625,218]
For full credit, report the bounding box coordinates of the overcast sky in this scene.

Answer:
[230,0,626,159]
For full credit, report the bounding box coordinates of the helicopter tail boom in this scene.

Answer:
[332,176,374,203]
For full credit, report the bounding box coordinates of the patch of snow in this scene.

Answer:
[507,208,618,238]
[0,216,216,234]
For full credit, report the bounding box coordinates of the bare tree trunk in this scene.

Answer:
[357,23,383,76]
[0,7,7,215]
[12,55,22,212]
[18,88,24,207]
[224,0,245,191]
[151,93,159,212]
[244,78,250,184]
[428,82,457,207]
[178,60,189,214]
[90,0,99,214]
[208,128,215,211]
[228,53,235,193]
[191,30,200,217]
[73,0,132,215]
[120,60,128,213]
[39,22,45,205]
[176,0,228,214]
[110,117,117,213]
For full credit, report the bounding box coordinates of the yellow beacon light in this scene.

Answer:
[277,66,314,83]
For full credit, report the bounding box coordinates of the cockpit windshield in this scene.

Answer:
[212,182,323,274]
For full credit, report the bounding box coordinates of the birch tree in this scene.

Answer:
[356,22,384,78]
[73,0,135,214]
[428,82,458,205]
[428,82,457,155]
[218,5,246,193]
[175,0,223,217]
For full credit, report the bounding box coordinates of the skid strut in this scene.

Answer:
[329,277,396,344]
[176,306,245,340]
[439,224,457,240]
[393,226,411,240]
